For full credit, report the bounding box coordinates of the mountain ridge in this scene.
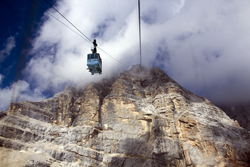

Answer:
[0,65,250,166]
[218,104,250,131]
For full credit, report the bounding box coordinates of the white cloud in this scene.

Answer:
[0,74,3,85]
[0,80,46,111]
[0,36,16,63]
[22,0,250,105]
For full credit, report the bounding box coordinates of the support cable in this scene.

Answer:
[105,0,120,30]
[43,0,129,69]
[29,0,90,43]
[29,0,129,69]
[44,0,92,43]
[97,46,128,69]
[138,0,142,67]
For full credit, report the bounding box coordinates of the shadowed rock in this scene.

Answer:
[219,104,250,131]
[0,65,250,167]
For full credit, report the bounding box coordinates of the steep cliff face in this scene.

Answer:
[219,104,250,131]
[0,65,250,167]
[0,111,6,120]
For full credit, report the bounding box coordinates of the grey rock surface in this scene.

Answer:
[0,65,250,167]
[0,111,6,120]
[219,104,250,131]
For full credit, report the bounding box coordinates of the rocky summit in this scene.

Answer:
[0,65,250,167]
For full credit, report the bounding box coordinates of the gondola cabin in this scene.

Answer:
[87,40,102,75]
[87,53,102,74]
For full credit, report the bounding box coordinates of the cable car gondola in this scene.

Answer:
[87,39,102,75]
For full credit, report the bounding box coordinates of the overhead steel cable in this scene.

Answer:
[29,0,90,43]
[138,0,142,67]
[44,0,92,43]
[29,0,129,69]
[105,0,115,21]
[105,0,120,30]
[43,0,129,69]
[97,46,128,69]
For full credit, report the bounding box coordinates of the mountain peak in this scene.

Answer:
[1,66,250,166]
[120,65,175,87]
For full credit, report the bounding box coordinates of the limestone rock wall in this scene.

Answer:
[0,111,6,120]
[219,104,250,131]
[0,65,250,167]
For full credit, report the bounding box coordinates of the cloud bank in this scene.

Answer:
[0,80,46,110]
[2,0,250,110]
[0,36,16,63]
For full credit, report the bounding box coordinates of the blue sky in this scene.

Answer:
[1,0,250,111]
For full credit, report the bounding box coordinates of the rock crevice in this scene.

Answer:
[0,65,250,166]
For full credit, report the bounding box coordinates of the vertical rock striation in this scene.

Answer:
[0,65,250,167]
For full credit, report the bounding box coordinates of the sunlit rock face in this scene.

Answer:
[1,65,250,167]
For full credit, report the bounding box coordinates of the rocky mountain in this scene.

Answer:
[219,104,250,131]
[0,65,250,167]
